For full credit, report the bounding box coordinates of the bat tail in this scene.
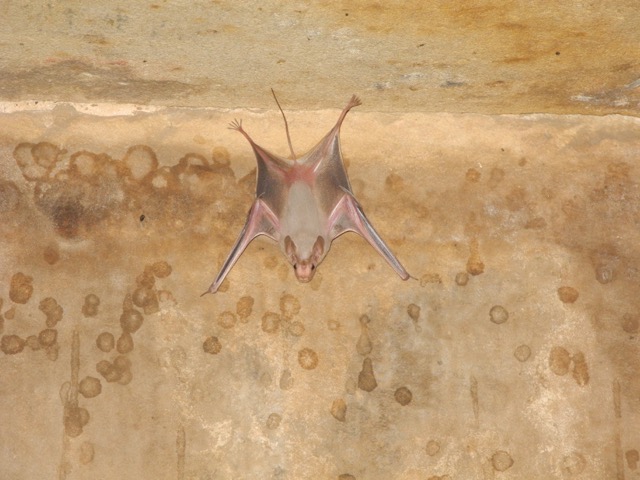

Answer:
[270,88,296,160]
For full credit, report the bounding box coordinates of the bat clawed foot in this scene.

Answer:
[228,119,243,131]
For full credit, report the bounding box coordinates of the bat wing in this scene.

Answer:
[203,120,290,295]
[328,190,410,280]
[203,199,280,294]
[302,95,409,280]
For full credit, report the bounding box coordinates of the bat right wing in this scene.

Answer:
[328,190,410,280]
[202,198,280,295]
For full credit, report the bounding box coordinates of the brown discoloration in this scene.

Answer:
[10,272,33,304]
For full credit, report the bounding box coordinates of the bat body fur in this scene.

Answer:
[204,94,409,294]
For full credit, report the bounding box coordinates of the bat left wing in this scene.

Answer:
[328,190,410,280]
[202,198,280,295]
[203,119,288,295]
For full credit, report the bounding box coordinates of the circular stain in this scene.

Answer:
[79,376,102,398]
[96,332,115,353]
[549,346,571,376]
[407,304,421,322]
[489,305,509,324]
[288,321,305,337]
[298,348,319,370]
[151,260,172,278]
[38,328,58,347]
[514,344,531,362]
[1,335,25,354]
[394,387,413,406]
[120,309,143,333]
[96,360,121,383]
[261,312,281,333]
[425,440,440,456]
[217,311,237,329]
[236,296,254,321]
[266,413,281,430]
[557,286,579,304]
[203,336,222,355]
[78,441,95,465]
[116,333,134,354]
[491,450,514,471]
[280,293,301,320]
[455,272,469,286]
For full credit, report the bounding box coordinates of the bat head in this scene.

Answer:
[284,235,326,283]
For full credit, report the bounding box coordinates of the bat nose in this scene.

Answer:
[294,262,316,282]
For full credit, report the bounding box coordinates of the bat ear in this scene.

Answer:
[284,235,296,258]
[312,236,325,258]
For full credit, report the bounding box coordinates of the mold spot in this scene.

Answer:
[356,314,372,356]
[455,272,469,286]
[5,306,16,320]
[0,181,21,212]
[43,244,60,265]
[261,312,281,334]
[151,261,172,278]
[595,264,614,284]
[327,319,340,331]
[561,452,586,475]
[571,351,589,386]
[280,293,301,320]
[385,172,405,192]
[514,344,531,362]
[491,450,514,471]
[96,332,115,352]
[298,348,319,370]
[279,369,294,390]
[557,286,579,304]
[64,406,90,438]
[38,328,58,347]
[407,304,421,322]
[236,296,254,321]
[122,145,158,182]
[358,357,377,392]
[330,398,347,422]
[132,287,159,315]
[465,168,481,182]
[96,360,121,383]
[338,474,355,480]
[13,142,64,180]
[394,386,413,406]
[51,200,85,238]
[621,314,639,334]
[120,309,143,333]
[466,239,485,276]
[10,272,33,304]
[116,332,134,354]
[203,336,222,355]
[78,441,95,465]
[39,297,63,327]
[266,413,282,430]
[217,311,237,329]
[489,305,509,324]
[549,346,571,376]
[1,334,25,354]
[288,321,305,337]
[626,450,639,470]
[82,294,100,317]
[426,440,441,456]
[79,376,102,398]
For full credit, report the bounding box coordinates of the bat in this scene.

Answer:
[203,91,410,294]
